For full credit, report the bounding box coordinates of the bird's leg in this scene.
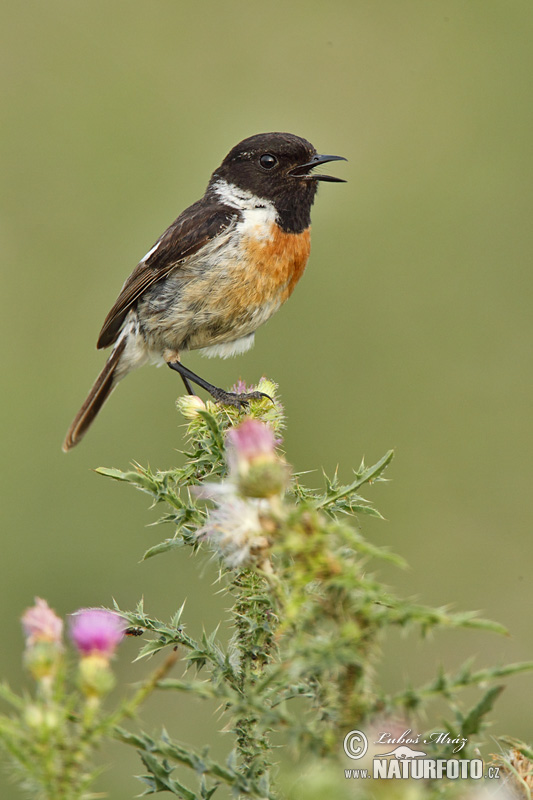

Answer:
[180,373,195,395]
[167,360,271,408]
[163,351,195,395]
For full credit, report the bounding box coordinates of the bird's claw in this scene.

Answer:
[211,389,273,409]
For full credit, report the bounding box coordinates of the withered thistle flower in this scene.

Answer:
[21,598,63,682]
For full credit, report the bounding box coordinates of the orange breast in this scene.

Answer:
[242,224,311,307]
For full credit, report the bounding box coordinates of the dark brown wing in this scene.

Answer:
[97,199,239,349]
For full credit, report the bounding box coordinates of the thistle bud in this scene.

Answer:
[176,394,206,419]
[24,704,44,729]
[77,653,116,698]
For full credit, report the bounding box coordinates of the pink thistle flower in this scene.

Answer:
[69,608,126,658]
[226,419,276,472]
[231,379,254,395]
[226,419,287,498]
[22,598,63,646]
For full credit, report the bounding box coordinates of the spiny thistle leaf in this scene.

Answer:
[460,684,504,738]
[315,449,394,510]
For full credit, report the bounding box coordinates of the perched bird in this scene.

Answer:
[62,132,345,451]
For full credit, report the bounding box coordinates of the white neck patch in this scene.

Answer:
[213,179,278,241]
[212,179,275,213]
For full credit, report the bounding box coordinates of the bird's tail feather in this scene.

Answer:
[62,339,127,452]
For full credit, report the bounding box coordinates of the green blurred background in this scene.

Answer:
[2,1,533,796]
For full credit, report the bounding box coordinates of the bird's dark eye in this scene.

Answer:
[259,153,278,170]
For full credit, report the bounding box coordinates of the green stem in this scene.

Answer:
[58,651,180,799]
[232,569,276,781]
[105,648,180,733]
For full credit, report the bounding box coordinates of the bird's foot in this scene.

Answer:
[210,388,272,409]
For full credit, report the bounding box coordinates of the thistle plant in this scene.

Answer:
[97,378,533,798]
[0,600,178,800]
[1,377,532,799]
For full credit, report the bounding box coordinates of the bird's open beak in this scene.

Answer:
[289,154,347,182]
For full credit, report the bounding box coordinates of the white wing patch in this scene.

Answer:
[140,240,161,263]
